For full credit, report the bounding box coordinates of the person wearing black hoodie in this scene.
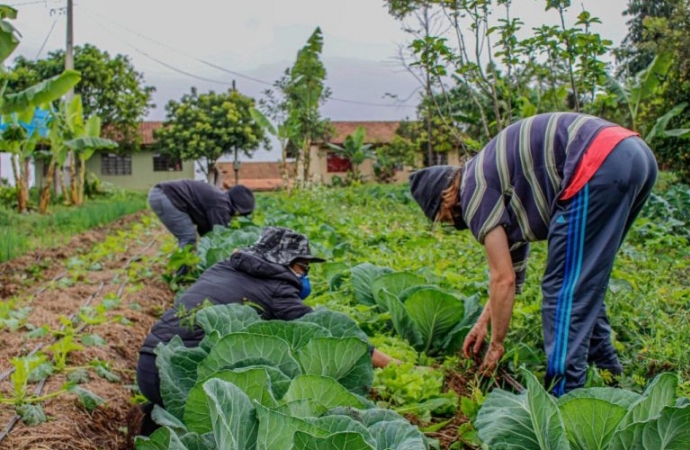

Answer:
[148,179,255,249]
[136,227,396,416]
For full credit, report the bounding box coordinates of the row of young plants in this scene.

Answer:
[0,215,164,430]
[0,190,148,262]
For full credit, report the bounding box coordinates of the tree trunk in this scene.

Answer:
[69,151,78,205]
[10,154,26,213]
[60,168,70,206]
[301,139,312,185]
[280,143,289,190]
[21,159,30,211]
[39,158,57,214]
[77,156,86,205]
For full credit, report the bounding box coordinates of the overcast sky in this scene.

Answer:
[6,0,631,162]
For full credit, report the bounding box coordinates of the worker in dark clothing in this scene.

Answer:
[137,226,397,409]
[148,179,255,249]
[409,112,657,396]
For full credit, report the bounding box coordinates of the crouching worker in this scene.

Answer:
[148,179,255,250]
[136,226,397,433]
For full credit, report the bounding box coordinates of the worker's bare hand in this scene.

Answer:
[463,320,488,361]
[479,341,504,376]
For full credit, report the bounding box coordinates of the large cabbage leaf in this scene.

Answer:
[292,431,375,450]
[201,379,258,450]
[282,375,366,410]
[309,415,376,447]
[244,320,331,350]
[371,272,426,308]
[255,403,327,450]
[274,399,329,419]
[615,372,677,431]
[196,333,300,380]
[368,420,428,450]
[558,388,641,450]
[155,336,209,420]
[609,403,690,450]
[135,426,188,450]
[296,307,370,343]
[475,370,570,449]
[375,289,423,349]
[184,368,278,434]
[404,288,466,355]
[295,337,372,395]
[195,304,261,339]
[350,263,393,306]
[196,225,262,271]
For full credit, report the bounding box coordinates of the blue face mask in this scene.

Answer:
[298,274,312,299]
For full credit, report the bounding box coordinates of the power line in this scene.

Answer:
[79,5,417,109]
[35,17,58,59]
[7,0,47,6]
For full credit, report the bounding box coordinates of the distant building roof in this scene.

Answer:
[140,121,164,145]
[135,120,402,146]
[327,121,400,144]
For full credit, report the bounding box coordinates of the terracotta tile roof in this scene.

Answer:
[326,121,400,144]
[135,120,401,146]
[140,121,164,145]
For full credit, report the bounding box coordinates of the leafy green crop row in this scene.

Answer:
[137,304,430,449]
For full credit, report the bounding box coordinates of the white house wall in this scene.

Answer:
[0,153,36,187]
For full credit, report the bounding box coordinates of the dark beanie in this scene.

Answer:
[409,166,458,222]
[228,185,255,216]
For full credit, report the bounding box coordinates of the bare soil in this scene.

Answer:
[0,212,173,450]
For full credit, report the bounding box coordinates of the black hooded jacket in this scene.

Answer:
[157,180,233,236]
[140,251,312,356]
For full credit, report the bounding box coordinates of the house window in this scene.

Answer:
[153,153,182,172]
[423,151,449,167]
[101,153,132,176]
[326,152,352,173]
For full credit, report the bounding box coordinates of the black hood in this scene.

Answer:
[230,251,301,288]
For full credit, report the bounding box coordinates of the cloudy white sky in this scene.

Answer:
[10,0,632,119]
[5,0,631,162]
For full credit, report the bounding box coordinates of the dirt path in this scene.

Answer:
[0,212,175,450]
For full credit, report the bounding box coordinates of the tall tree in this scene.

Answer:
[8,44,155,147]
[271,27,331,184]
[617,0,679,75]
[154,88,267,184]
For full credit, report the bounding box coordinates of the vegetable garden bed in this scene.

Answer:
[0,181,688,449]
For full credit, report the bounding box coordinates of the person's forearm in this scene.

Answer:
[371,349,399,368]
[488,278,515,344]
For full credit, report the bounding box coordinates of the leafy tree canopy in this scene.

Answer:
[154,87,267,178]
[7,44,155,147]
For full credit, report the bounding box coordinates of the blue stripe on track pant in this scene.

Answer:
[541,136,657,396]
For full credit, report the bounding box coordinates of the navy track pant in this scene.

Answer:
[541,136,657,396]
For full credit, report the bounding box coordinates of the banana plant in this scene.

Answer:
[326,126,375,182]
[606,52,673,132]
[58,96,116,206]
[0,109,44,212]
[0,5,81,212]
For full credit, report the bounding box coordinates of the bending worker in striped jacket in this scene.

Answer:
[409,112,657,395]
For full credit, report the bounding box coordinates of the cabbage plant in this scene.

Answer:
[136,304,430,449]
[351,263,481,356]
[475,369,690,450]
